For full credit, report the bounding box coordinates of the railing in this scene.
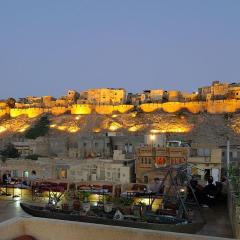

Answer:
[228,182,240,239]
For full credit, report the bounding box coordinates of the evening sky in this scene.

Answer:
[0,0,239,98]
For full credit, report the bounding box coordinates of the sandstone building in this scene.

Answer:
[136,145,189,183]
[80,88,126,105]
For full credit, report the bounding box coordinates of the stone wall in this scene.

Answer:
[2,100,240,119]
[71,104,92,115]
[71,104,134,115]
[0,107,9,117]
[50,106,68,116]
[140,100,240,114]
[10,108,44,118]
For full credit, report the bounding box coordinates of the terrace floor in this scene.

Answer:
[197,201,233,238]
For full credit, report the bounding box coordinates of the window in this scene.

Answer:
[143,175,149,184]
[12,170,18,177]
[23,171,29,178]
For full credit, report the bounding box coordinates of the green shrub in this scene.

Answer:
[0,143,20,159]
[25,115,50,139]
[25,154,40,160]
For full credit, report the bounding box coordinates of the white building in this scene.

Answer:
[68,158,135,183]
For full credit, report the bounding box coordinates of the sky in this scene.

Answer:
[0,0,240,98]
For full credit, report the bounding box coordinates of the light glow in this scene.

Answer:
[0,126,6,133]
[109,122,121,131]
[150,134,156,141]
[57,126,67,131]
[68,126,80,133]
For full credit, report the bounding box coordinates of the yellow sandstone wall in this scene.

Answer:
[95,105,114,115]
[10,108,44,118]
[114,105,134,113]
[0,108,9,117]
[51,107,68,116]
[184,102,206,113]
[162,102,184,113]
[207,100,240,114]
[3,100,240,118]
[140,103,162,112]
[71,104,92,115]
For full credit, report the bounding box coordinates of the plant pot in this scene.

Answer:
[73,200,80,211]
[62,203,69,211]
[104,202,113,213]
[81,202,91,212]
[132,205,142,217]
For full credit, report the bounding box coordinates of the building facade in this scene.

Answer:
[80,88,126,105]
[188,146,222,182]
[136,145,189,183]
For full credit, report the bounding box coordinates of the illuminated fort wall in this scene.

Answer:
[71,104,134,115]
[140,100,240,114]
[0,108,9,117]
[3,100,240,118]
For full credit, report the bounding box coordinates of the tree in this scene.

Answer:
[25,115,50,139]
[0,143,20,159]
[6,98,16,108]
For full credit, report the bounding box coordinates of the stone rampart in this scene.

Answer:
[10,108,44,118]
[2,100,240,118]
[51,106,68,116]
[114,104,134,113]
[0,108,9,117]
[71,104,92,115]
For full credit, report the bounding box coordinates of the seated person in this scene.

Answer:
[188,179,204,204]
[202,176,217,207]
[28,170,38,186]
[149,178,163,194]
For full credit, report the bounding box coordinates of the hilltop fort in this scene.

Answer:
[0,81,240,118]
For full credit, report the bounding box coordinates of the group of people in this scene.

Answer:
[148,176,227,208]
[189,176,227,207]
[1,170,37,186]
[2,171,12,185]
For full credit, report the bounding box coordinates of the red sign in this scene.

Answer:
[155,157,166,165]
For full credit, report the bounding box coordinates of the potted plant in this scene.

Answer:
[62,190,74,211]
[73,191,81,211]
[132,201,146,217]
[80,191,91,212]
[104,195,113,213]
[115,197,133,215]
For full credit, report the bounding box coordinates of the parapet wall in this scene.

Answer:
[0,217,229,240]
[140,100,240,114]
[71,104,134,115]
[3,100,240,118]
[0,108,9,117]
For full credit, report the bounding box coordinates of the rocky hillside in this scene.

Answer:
[0,111,240,147]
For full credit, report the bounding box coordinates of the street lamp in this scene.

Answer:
[150,134,155,146]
